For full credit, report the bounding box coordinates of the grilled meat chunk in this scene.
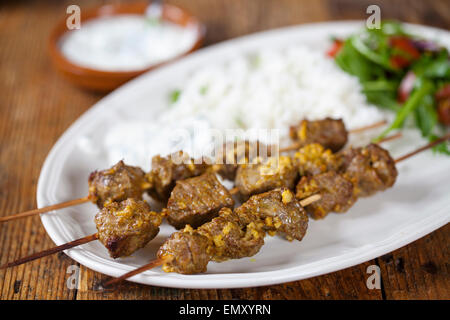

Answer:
[95,199,162,258]
[345,144,398,197]
[296,144,397,219]
[166,172,235,229]
[157,226,211,274]
[158,207,265,274]
[289,118,348,152]
[296,171,356,219]
[336,146,360,172]
[236,188,308,241]
[293,143,341,176]
[147,151,210,203]
[88,160,148,208]
[214,140,274,181]
[235,156,298,200]
[197,208,265,261]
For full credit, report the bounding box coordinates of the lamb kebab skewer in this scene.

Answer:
[297,133,450,220]
[3,168,314,269]
[234,140,403,220]
[101,134,449,285]
[231,129,402,203]
[0,191,319,270]
[1,119,388,223]
[0,172,236,268]
[0,151,211,223]
[104,187,315,287]
[214,131,400,183]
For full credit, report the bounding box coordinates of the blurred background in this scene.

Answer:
[1,0,449,94]
[2,0,448,46]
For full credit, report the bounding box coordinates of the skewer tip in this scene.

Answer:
[349,120,387,134]
[101,257,169,289]
[395,133,450,163]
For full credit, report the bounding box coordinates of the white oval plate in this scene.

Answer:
[38,21,450,289]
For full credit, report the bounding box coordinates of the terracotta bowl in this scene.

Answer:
[48,2,205,92]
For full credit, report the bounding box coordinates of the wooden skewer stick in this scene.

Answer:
[102,257,171,288]
[0,187,239,269]
[348,120,387,134]
[376,132,402,144]
[394,133,450,163]
[102,194,323,288]
[2,182,150,224]
[0,233,98,270]
[0,197,90,223]
[299,194,321,207]
[229,186,239,195]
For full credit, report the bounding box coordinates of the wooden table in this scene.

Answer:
[0,0,448,300]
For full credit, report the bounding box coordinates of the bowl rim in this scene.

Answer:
[48,1,206,76]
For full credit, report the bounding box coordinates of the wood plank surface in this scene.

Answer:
[0,0,448,300]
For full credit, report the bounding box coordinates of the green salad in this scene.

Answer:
[328,21,450,154]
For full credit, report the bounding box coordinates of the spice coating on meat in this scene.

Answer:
[197,208,265,261]
[345,144,398,197]
[336,146,360,172]
[157,227,210,274]
[235,156,298,200]
[95,199,162,258]
[166,172,235,229]
[158,207,265,274]
[147,151,211,203]
[214,140,274,181]
[296,171,356,219]
[293,143,341,176]
[289,118,348,152]
[88,160,148,208]
[236,188,308,241]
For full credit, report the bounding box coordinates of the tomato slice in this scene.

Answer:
[436,84,450,100]
[390,55,411,69]
[397,71,416,103]
[389,36,421,69]
[437,99,450,126]
[327,39,343,58]
[390,36,421,59]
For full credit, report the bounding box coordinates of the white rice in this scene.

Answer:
[160,45,387,139]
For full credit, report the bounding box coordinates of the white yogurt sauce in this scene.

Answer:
[59,15,198,71]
